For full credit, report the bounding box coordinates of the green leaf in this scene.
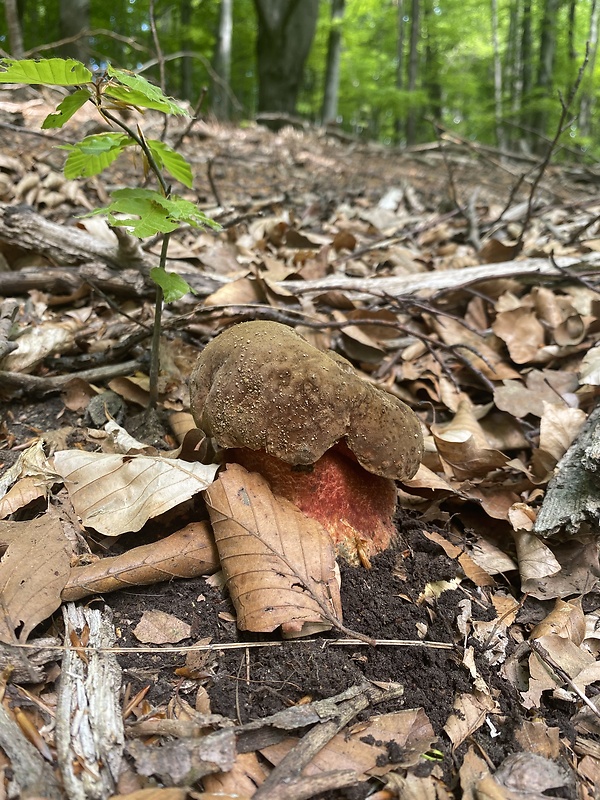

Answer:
[59,132,134,179]
[150,267,193,303]
[146,140,193,188]
[0,58,92,85]
[42,88,92,129]
[104,66,188,115]
[87,188,221,239]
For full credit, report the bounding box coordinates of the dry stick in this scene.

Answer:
[253,683,405,800]
[4,639,455,655]
[567,209,600,245]
[516,46,590,252]
[171,86,208,152]
[0,360,142,393]
[529,639,600,721]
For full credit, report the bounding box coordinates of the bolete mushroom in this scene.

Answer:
[190,321,423,566]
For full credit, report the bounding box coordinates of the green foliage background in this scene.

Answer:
[1,0,597,156]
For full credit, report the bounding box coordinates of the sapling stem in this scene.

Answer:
[148,233,171,410]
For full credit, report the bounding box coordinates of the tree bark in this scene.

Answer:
[58,0,90,63]
[520,0,533,147]
[321,0,345,125]
[406,0,420,145]
[254,0,320,122]
[180,0,194,101]
[4,0,24,58]
[532,0,562,146]
[213,0,233,119]
[491,0,505,149]
[579,0,599,137]
[394,0,406,143]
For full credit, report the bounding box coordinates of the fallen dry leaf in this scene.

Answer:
[443,691,496,749]
[133,610,192,645]
[260,708,436,778]
[63,522,218,601]
[0,514,73,642]
[53,450,219,535]
[204,463,342,637]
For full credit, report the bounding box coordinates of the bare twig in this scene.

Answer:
[516,46,590,250]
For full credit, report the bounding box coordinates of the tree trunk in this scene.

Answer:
[532,0,562,145]
[58,0,90,63]
[394,0,406,143]
[4,0,24,58]
[321,0,345,125]
[579,0,599,137]
[180,0,193,102]
[406,0,420,145]
[505,0,521,149]
[213,0,233,120]
[491,0,504,148]
[254,0,320,120]
[519,0,533,148]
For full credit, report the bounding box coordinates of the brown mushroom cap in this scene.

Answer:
[190,320,423,480]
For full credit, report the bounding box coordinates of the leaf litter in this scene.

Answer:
[0,98,599,798]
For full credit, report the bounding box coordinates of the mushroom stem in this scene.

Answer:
[228,443,398,568]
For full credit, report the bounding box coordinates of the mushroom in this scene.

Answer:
[190,321,423,566]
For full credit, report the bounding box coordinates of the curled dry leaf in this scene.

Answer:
[530,598,586,645]
[204,463,343,637]
[53,450,219,536]
[62,522,218,601]
[0,515,73,643]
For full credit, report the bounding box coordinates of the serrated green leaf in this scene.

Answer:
[104,67,188,115]
[0,58,92,85]
[150,267,193,303]
[42,88,92,129]
[87,188,220,239]
[146,140,193,188]
[59,132,134,179]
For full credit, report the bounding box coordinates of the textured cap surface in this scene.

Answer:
[190,321,423,480]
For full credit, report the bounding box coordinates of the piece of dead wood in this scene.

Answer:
[62,523,219,601]
[534,404,600,539]
[0,358,142,394]
[55,603,124,800]
[0,264,149,297]
[0,299,18,361]
[253,682,405,800]
[0,636,62,683]
[0,202,154,271]
[275,253,600,300]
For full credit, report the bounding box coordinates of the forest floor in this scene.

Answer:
[0,91,600,800]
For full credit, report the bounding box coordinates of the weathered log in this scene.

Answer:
[534,404,600,539]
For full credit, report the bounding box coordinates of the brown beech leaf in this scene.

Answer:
[530,598,586,645]
[492,307,546,364]
[204,463,342,637]
[62,522,219,601]
[53,450,219,535]
[133,610,192,644]
[0,514,73,643]
[260,708,435,778]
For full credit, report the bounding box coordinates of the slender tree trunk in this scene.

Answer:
[180,0,193,102]
[519,0,533,148]
[321,0,345,125]
[406,0,420,144]
[423,0,441,121]
[4,0,24,57]
[253,0,320,122]
[213,0,233,119]
[506,0,521,148]
[58,0,90,63]
[491,0,504,148]
[394,0,406,143]
[579,0,599,136]
[532,0,561,146]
